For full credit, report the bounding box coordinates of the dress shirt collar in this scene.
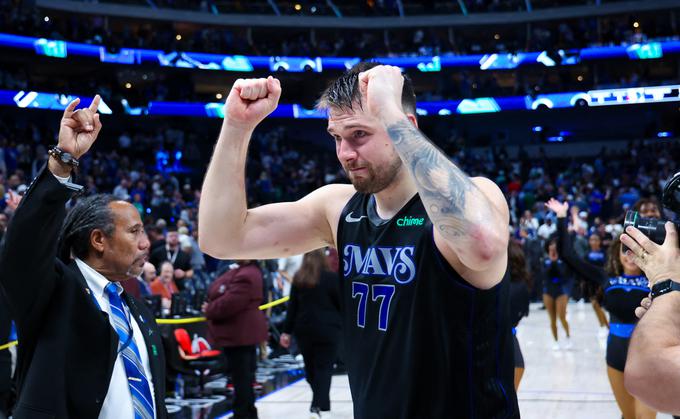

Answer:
[75,258,123,299]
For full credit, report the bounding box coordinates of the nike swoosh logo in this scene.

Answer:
[345,212,368,223]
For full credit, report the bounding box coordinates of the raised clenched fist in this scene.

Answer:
[224,76,282,131]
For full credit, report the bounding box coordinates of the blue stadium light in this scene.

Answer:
[4,82,680,118]
[417,56,441,72]
[547,136,565,143]
[532,126,543,132]
[626,43,663,60]
[657,131,672,138]
[33,38,67,58]
[457,98,500,114]
[3,90,112,113]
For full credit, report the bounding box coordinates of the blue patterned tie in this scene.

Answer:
[105,283,155,419]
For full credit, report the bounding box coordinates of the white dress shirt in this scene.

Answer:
[75,259,157,419]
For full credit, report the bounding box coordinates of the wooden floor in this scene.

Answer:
[223,302,674,418]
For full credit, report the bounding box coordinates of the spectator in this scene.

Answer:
[537,217,556,240]
[276,253,303,297]
[280,249,342,418]
[150,260,179,310]
[150,225,194,289]
[139,261,156,296]
[203,261,268,419]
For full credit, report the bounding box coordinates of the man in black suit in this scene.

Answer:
[150,225,193,290]
[0,96,167,419]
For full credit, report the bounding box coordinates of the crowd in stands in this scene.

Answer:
[0,111,677,279]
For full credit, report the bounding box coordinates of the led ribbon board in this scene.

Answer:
[2,32,680,73]
[2,84,679,117]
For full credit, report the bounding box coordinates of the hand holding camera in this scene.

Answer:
[620,172,680,285]
[621,221,680,285]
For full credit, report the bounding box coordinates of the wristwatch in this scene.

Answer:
[651,279,680,299]
[48,146,79,168]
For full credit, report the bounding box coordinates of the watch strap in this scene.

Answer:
[651,279,680,299]
[48,146,79,168]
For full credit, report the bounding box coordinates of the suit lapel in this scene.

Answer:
[66,260,120,387]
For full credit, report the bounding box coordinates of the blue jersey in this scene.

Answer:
[587,250,606,267]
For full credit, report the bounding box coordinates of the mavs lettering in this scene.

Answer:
[343,245,417,284]
[608,275,649,290]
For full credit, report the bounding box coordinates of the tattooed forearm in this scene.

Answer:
[386,119,496,241]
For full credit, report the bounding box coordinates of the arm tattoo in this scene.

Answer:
[386,119,491,241]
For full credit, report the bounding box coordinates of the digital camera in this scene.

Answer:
[623,172,680,248]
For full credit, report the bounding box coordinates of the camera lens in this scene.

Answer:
[624,210,667,246]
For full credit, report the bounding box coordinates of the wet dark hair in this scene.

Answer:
[316,61,417,114]
[58,194,117,261]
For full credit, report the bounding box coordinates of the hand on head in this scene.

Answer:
[357,65,404,121]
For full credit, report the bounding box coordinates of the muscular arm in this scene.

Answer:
[625,291,680,414]
[199,78,352,260]
[199,126,347,259]
[385,117,509,284]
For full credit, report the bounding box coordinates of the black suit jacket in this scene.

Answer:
[0,167,167,419]
[282,270,342,343]
[150,246,191,272]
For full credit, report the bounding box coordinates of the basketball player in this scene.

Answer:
[199,62,518,418]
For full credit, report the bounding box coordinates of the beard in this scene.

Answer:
[344,156,402,194]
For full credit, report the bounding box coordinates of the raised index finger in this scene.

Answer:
[88,94,101,113]
[63,97,80,118]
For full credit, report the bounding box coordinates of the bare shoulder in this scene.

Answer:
[307,183,356,246]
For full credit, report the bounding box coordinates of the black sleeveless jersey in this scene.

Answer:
[337,192,519,419]
[603,274,650,324]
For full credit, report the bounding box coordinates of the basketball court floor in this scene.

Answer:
[223,302,674,419]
